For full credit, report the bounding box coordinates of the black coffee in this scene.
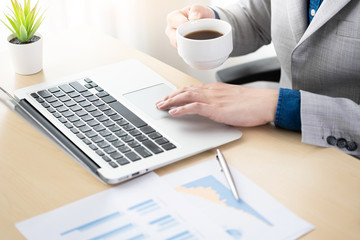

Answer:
[184,30,223,40]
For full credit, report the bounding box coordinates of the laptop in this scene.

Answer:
[12,59,242,184]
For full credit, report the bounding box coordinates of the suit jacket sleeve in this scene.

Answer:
[301,91,360,158]
[213,0,272,56]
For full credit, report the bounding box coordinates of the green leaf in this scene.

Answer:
[0,19,16,36]
[19,24,28,42]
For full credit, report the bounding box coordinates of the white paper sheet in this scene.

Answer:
[16,172,230,240]
[161,159,315,240]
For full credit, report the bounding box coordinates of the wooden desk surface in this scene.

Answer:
[1,27,359,240]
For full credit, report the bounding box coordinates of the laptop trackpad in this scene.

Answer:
[123,83,174,120]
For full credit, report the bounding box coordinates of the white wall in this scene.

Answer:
[0,0,275,83]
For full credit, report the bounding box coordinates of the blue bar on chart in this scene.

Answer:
[60,212,122,236]
[128,199,160,215]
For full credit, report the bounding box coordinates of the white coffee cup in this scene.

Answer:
[176,19,233,70]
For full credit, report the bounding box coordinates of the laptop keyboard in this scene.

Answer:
[30,78,176,168]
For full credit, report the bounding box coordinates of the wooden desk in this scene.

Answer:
[1,27,359,240]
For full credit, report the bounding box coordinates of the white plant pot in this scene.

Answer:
[7,34,43,75]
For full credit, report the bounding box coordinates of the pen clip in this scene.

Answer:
[216,155,224,172]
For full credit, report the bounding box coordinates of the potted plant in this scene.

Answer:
[1,0,45,75]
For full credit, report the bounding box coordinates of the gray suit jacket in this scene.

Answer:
[214,0,360,157]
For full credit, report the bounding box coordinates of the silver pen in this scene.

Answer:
[216,149,240,201]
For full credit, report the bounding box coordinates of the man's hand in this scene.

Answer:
[165,5,215,48]
[156,82,279,127]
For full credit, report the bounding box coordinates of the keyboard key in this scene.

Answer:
[57,105,68,112]
[84,78,92,83]
[73,120,86,128]
[96,91,109,98]
[36,98,45,103]
[68,91,80,98]
[83,139,91,145]
[53,91,65,98]
[94,124,106,132]
[103,120,115,127]
[115,130,127,137]
[74,96,86,102]
[79,101,91,108]
[48,87,60,93]
[125,151,141,161]
[109,125,121,132]
[58,117,67,123]
[95,150,105,156]
[123,124,135,131]
[41,102,50,108]
[62,110,74,118]
[69,81,87,92]
[109,161,118,168]
[128,141,140,148]
[70,105,82,112]
[75,109,88,117]
[102,95,116,103]
[140,126,155,134]
[97,115,109,122]
[142,140,163,154]
[45,96,57,103]
[88,119,100,127]
[94,100,105,107]
[30,93,39,98]
[129,129,141,136]
[97,141,110,149]
[121,136,134,143]
[102,156,111,162]
[50,98,63,108]
[68,116,80,122]
[77,133,85,139]
[105,135,117,142]
[71,128,79,134]
[59,95,71,102]
[59,84,74,93]
[110,114,122,121]
[119,145,131,153]
[89,144,98,150]
[112,140,124,148]
[87,95,99,102]
[85,130,97,138]
[104,146,116,154]
[116,157,130,165]
[99,130,111,137]
[110,151,122,160]
[64,100,76,107]
[91,136,103,143]
[47,107,56,113]
[149,132,162,139]
[134,146,152,158]
[136,134,148,142]
[162,143,176,151]
[53,112,61,118]
[104,109,116,116]
[81,114,94,122]
[155,137,169,145]
[37,90,52,98]
[79,125,91,133]
[90,110,103,117]
[85,105,97,112]
[116,119,128,126]
[81,90,93,97]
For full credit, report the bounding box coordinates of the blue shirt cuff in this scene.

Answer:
[275,88,301,132]
[208,6,220,19]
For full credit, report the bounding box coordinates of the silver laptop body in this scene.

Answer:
[13,59,242,184]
